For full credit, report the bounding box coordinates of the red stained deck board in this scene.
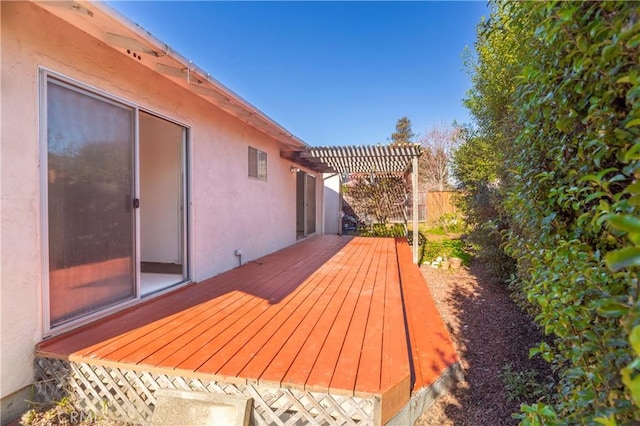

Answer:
[116,295,243,364]
[154,252,341,369]
[238,242,360,386]
[279,237,373,389]
[329,238,384,394]
[147,271,294,368]
[257,242,362,387]
[210,259,333,378]
[142,287,278,367]
[220,271,331,379]
[375,240,413,425]
[159,296,274,371]
[352,239,389,394]
[112,248,320,365]
[256,274,345,386]
[93,289,238,361]
[303,238,377,394]
[137,287,267,366]
[172,239,349,373]
[379,240,409,390]
[180,258,329,375]
[36,235,459,410]
[395,239,458,391]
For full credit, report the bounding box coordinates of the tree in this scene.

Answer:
[389,116,415,145]
[450,127,503,228]
[342,173,408,227]
[418,122,462,191]
[451,2,531,283]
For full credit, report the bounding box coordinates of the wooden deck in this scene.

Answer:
[37,235,459,424]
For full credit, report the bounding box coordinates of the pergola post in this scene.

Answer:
[412,155,419,264]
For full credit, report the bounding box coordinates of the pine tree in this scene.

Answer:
[390,116,415,145]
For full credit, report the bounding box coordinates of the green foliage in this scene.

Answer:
[359,223,406,238]
[463,0,640,423]
[452,1,531,284]
[451,131,500,192]
[513,403,565,426]
[422,226,446,236]
[436,212,467,234]
[390,116,415,145]
[469,216,516,284]
[422,238,472,266]
[501,363,546,403]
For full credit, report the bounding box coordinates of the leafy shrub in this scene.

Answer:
[468,218,516,284]
[500,363,546,403]
[452,136,516,283]
[422,238,472,266]
[358,223,406,238]
[436,212,468,234]
[464,1,640,423]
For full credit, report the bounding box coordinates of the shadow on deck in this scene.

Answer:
[36,235,461,425]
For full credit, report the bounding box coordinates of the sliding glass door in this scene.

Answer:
[306,175,316,234]
[46,77,136,328]
[296,171,316,238]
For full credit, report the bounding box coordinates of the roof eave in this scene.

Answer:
[33,0,308,150]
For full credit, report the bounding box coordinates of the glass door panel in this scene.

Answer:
[47,78,136,327]
[139,112,187,296]
[306,175,316,235]
[296,171,305,238]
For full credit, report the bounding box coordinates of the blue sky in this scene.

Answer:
[107,1,489,146]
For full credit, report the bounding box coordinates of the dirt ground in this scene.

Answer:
[415,260,551,426]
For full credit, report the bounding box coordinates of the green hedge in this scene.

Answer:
[463,1,640,423]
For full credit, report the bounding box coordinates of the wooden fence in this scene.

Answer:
[342,187,459,228]
[383,191,458,225]
[422,191,458,225]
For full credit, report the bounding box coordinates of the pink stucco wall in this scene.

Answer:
[0,1,322,401]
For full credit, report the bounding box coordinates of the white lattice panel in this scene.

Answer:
[34,357,375,425]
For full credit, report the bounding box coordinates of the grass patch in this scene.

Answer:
[421,238,472,266]
[423,226,446,236]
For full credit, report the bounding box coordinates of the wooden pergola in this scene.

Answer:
[282,144,423,263]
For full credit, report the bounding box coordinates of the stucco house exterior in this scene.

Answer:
[1,1,331,420]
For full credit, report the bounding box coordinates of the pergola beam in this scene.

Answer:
[282,144,421,175]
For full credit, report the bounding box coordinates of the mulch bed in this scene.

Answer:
[415,260,552,425]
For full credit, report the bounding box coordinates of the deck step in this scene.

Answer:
[151,389,252,426]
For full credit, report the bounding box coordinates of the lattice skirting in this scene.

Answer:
[34,357,375,425]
